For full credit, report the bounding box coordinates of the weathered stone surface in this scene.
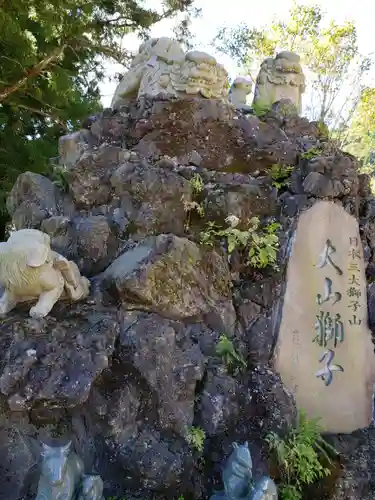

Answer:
[65,145,129,208]
[249,366,297,434]
[203,177,277,225]
[328,428,375,500]
[90,111,130,143]
[237,115,299,168]
[134,98,299,172]
[245,312,275,365]
[6,172,68,230]
[196,369,240,436]
[110,161,192,237]
[298,155,359,198]
[41,215,120,276]
[273,200,375,433]
[58,129,95,167]
[100,234,236,333]
[118,311,204,436]
[0,425,38,500]
[0,303,120,411]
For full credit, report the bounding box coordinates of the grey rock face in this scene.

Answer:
[0,95,369,499]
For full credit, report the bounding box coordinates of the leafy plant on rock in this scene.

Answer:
[189,173,204,195]
[187,426,206,453]
[252,100,271,117]
[266,410,338,500]
[182,173,205,231]
[49,165,70,193]
[300,147,323,160]
[267,164,294,189]
[215,334,246,374]
[200,215,280,269]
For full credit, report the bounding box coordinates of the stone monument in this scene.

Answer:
[252,51,305,114]
[0,228,90,318]
[111,37,229,109]
[36,441,104,500]
[229,76,252,109]
[210,442,277,500]
[273,201,375,433]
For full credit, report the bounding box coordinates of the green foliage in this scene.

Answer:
[182,174,205,231]
[182,197,204,232]
[252,100,271,117]
[343,87,375,167]
[200,216,280,269]
[187,426,206,453]
[316,120,329,140]
[189,173,204,195]
[214,3,373,126]
[0,0,196,237]
[267,164,294,189]
[215,334,247,374]
[300,147,323,160]
[266,410,338,500]
[48,165,70,193]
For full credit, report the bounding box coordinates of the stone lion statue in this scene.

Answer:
[252,51,306,114]
[111,37,229,109]
[0,228,90,318]
[229,76,252,108]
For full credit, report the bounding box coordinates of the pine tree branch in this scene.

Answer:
[0,45,67,103]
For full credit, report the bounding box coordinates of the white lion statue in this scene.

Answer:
[111,37,229,109]
[252,51,306,114]
[0,228,90,318]
[229,76,252,108]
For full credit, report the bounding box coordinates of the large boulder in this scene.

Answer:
[0,303,120,412]
[6,171,73,230]
[110,160,192,237]
[99,233,236,333]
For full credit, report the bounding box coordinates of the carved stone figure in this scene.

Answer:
[111,37,229,109]
[36,442,105,500]
[252,51,305,114]
[36,442,84,500]
[210,442,278,500]
[77,475,105,500]
[0,228,90,318]
[229,76,252,109]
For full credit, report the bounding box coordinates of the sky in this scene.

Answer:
[99,0,375,108]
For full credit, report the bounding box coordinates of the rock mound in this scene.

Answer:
[0,96,374,499]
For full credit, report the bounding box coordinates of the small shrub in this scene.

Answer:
[266,410,338,500]
[215,334,246,374]
[49,166,70,193]
[300,147,323,160]
[187,426,206,453]
[267,164,294,189]
[199,216,280,269]
[316,120,329,140]
[189,173,204,195]
[181,195,204,231]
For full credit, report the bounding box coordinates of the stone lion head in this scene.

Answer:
[169,50,229,100]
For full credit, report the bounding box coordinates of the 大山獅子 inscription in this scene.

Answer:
[273,201,375,433]
[314,239,344,384]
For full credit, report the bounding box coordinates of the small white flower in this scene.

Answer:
[225,215,240,228]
